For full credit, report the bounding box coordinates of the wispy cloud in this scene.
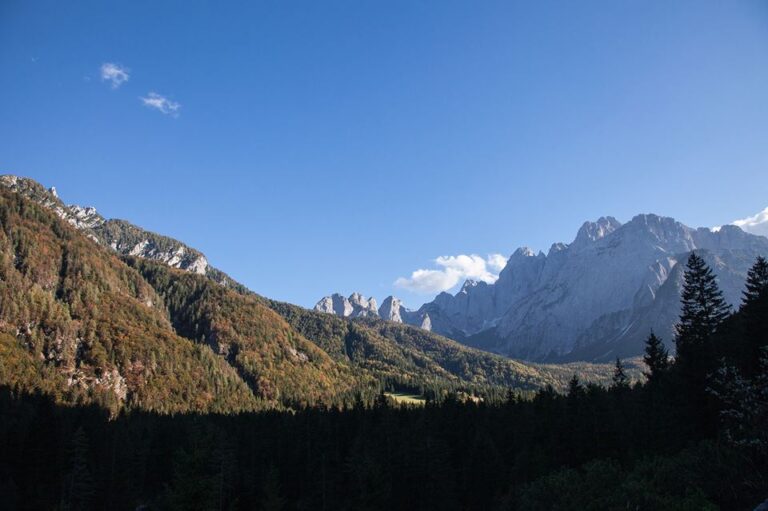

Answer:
[394,254,507,294]
[100,63,129,89]
[140,92,181,117]
[732,207,768,237]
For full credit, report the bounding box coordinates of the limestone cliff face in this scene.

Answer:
[416,215,768,361]
[314,293,433,332]
[314,293,379,319]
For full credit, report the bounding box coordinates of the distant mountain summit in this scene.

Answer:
[314,293,379,318]
[433,214,768,361]
[316,213,768,362]
[314,293,432,329]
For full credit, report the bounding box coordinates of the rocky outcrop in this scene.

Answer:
[349,293,378,317]
[314,293,379,319]
[314,293,433,330]
[378,296,429,329]
[1,175,227,283]
[378,296,405,323]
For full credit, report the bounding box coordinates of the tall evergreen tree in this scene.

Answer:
[673,253,731,439]
[567,375,581,397]
[675,252,730,369]
[742,256,768,308]
[643,332,669,382]
[738,256,768,377]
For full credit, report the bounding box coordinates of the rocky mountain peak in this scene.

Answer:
[349,292,378,315]
[512,246,537,258]
[314,294,353,317]
[574,216,622,245]
[548,242,568,255]
[625,213,685,234]
[314,293,432,331]
[314,292,379,319]
[378,296,404,322]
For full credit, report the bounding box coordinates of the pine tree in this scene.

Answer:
[611,358,628,389]
[643,332,669,382]
[738,256,768,377]
[675,252,730,369]
[505,388,517,406]
[742,256,768,308]
[567,375,583,401]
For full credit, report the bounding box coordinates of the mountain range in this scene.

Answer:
[316,214,768,362]
[0,175,626,414]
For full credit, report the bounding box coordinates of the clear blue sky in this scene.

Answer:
[2,0,768,308]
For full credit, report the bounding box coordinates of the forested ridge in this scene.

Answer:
[0,184,628,415]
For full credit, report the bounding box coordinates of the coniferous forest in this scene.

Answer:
[1,252,767,509]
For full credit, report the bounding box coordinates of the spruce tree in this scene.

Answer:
[739,256,768,376]
[567,375,583,402]
[643,332,669,382]
[742,256,768,308]
[675,252,730,369]
[611,358,628,389]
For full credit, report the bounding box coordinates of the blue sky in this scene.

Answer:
[2,1,768,308]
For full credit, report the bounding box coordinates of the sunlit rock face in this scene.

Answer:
[311,213,767,362]
[0,175,233,286]
[314,293,379,319]
[413,214,768,362]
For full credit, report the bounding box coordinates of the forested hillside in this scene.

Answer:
[0,184,627,414]
[126,258,365,406]
[267,298,641,397]
[0,187,259,414]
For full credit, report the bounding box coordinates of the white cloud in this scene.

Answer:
[140,92,181,117]
[487,253,508,272]
[394,254,507,294]
[100,63,129,89]
[733,207,768,237]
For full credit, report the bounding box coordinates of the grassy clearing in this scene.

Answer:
[385,392,426,406]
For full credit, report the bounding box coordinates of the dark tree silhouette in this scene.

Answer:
[742,255,768,308]
[675,252,730,371]
[611,358,629,389]
[737,256,768,377]
[643,332,669,382]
